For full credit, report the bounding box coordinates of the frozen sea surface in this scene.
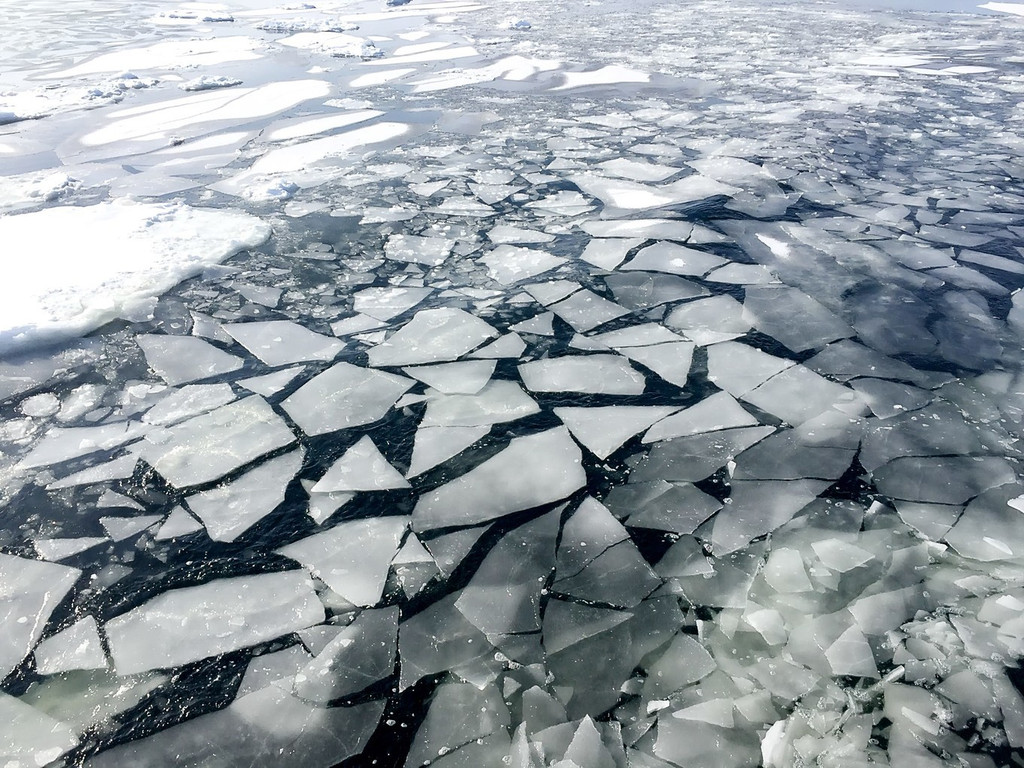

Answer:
[3,0,1024,766]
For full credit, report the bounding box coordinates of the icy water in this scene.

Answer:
[4,0,1024,766]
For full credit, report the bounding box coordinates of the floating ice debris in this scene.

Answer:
[581,219,693,240]
[469,332,527,359]
[105,570,322,675]
[571,173,737,211]
[619,341,694,388]
[487,225,554,245]
[142,383,235,427]
[311,436,409,493]
[186,449,303,542]
[480,245,566,285]
[605,272,708,311]
[135,395,295,487]
[742,285,854,352]
[622,242,726,277]
[46,454,139,490]
[224,320,343,366]
[420,380,540,427]
[632,426,775,484]
[547,289,629,332]
[663,295,750,345]
[353,286,433,321]
[456,509,559,636]
[384,234,455,266]
[35,616,107,675]
[580,238,643,270]
[239,366,306,396]
[277,517,408,605]
[402,360,496,395]
[413,427,585,530]
[154,506,203,540]
[407,425,490,477]
[555,406,678,459]
[19,421,147,471]
[282,362,413,435]
[0,693,79,766]
[643,391,758,443]
[611,480,722,535]
[706,341,795,397]
[34,536,108,561]
[136,334,243,386]
[367,308,497,367]
[0,554,81,679]
[519,355,645,395]
[100,515,161,541]
[294,607,399,703]
[510,312,556,336]
[552,64,651,91]
[405,683,510,768]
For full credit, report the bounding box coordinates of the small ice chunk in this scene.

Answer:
[811,538,875,572]
[100,515,162,541]
[154,506,203,540]
[706,342,795,398]
[20,393,60,417]
[238,366,305,396]
[0,693,78,766]
[644,391,758,442]
[34,537,107,561]
[742,286,853,353]
[293,607,398,703]
[487,225,554,244]
[0,554,81,679]
[398,593,494,690]
[384,234,455,266]
[420,380,540,427]
[105,570,323,675]
[571,173,737,211]
[413,427,585,530]
[480,245,566,285]
[623,242,726,277]
[511,313,556,336]
[605,272,707,311]
[136,334,243,386]
[46,454,139,489]
[763,548,812,592]
[186,449,303,542]
[330,314,387,337]
[277,517,408,605]
[631,426,775,484]
[519,355,645,395]
[20,421,147,470]
[402,360,495,395]
[664,296,751,346]
[525,280,580,305]
[35,616,107,674]
[581,219,692,240]
[548,289,629,332]
[592,323,684,348]
[542,601,632,656]
[353,286,433,321]
[555,406,678,459]
[710,479,831,554]
[135,396,295,487]
[224,320,343,366]
[580,238,643,270]
[282,362,413,435]
[849,378,931,419]
[619,342,694,388]
[613,481,722,535]
[644,633,716,698]
[180,75,242,91]
[312,436,409,493]
[598,157,678,182]
[367,308,497,367]
[407,426,490,477]
[405,683,510,768]
[142,383,235,426]
[704,263,776,284]
[469,332,527,359]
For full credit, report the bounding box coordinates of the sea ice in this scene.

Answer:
[480,245,566,285]
[281,362,413,435]
[742,286,854,352]
[0,201,269,354]
[34,616,107,675]
[555,406,678,459]
[186,449,303,542]
[277,516,409,605]
[420,380,540,428]
[407,425,490,477]
[519,355,646,395]
[142,383,236,426]
[137,334,243,386]
[605,272,707,311]
[367,308,497,367]
[0,693,78,767]
[547,289,629,332]
[353,286,433,320]
[623,242,726,277]
[134,395,295,488]
[311,436,409,492]
[664,296,751,345]
[224,320,344,366]
[643,391,759,443]
[413,427,585,530]
[105,570,323,675]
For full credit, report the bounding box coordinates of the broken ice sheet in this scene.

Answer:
[1,553,81,679]
[480,245,566,285]
[223,320,343,366]
[413,427,585,531]
[407,425,490,478]
[664,295,751,346]
[136,334,243,386]
[741,285,854,353]
[367,308,497,367]
[402,359,495,395]
[384,233,455,266]
[34,616,107,675]
[519,355,646,395]
[277,516,408,606]
[281,362,413,435]
[420,380,540,428]
[186,448,304,542]
[555,405,678,459]
[353,285,433,321]
[134,395,295,487]
[106,570,323,675]
[622,241,726,277]
[311,436,409,492]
